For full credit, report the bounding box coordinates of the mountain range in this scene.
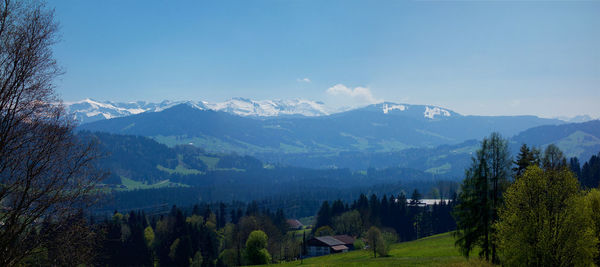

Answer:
[79,101,565,156]
[66,98,597,124]
[66,98,331,123]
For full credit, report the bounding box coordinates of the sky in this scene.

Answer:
[50,0,599,118]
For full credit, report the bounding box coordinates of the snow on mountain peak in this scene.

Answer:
[382,103,407,114]
[424,106,451,119]
[66,98,330,123]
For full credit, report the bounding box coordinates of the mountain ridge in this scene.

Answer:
[79,102,565,156]
[66,98,517,124]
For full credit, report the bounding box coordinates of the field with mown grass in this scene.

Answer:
[260,232,492,267]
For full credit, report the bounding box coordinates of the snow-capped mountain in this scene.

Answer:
[204,97,329,117]
[65,98,330,124]
[361,102,457,120]
[64,99,199,124]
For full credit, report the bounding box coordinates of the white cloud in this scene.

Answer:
[297,77,311,83]
[326,84,379,104]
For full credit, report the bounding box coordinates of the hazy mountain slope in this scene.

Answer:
[83,132,445,208]
[80,102,563,156]
[256,121,600,176]
[511,120,600,161]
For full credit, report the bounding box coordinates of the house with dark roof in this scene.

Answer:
[306,235,355,257]
[287,219,304,230]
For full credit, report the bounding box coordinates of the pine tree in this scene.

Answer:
[513,144,536,177]
[314,201,331,231]
[570,157,582,179]
[454,133,511,263]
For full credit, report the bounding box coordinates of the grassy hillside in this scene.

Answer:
[262,232,491,267]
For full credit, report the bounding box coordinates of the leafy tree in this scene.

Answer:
[585,189,600,265]
[314,226,334,237]
[496,166,597,266]
[244,230,271,265]
[366,226,383,258]
[378,230,397,257]
[191,250,203,267]
[454,133,511,263]
[144,226,155,248]
[542,144,567,171]
[219,249,237,267]
[353,239,365,250]
[333,210,363,236]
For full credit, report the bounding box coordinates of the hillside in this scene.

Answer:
[511,120,600,161]
[85,132,459,215]
[261,120,600,176]
[259,232,490,267]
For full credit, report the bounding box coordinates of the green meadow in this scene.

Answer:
[260,232,491,267]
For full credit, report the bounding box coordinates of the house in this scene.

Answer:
[306,235,355,257]
[287,219,304,230]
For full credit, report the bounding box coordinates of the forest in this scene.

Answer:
[15,140,600,266]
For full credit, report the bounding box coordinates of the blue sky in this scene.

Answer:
[51,0,599,117]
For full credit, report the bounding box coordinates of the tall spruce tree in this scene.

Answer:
[513,144,539,177]
[570,157,582,180]
[454,132,511,263]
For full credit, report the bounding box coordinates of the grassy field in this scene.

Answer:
[118,176,189,190]
[260,232,492,267]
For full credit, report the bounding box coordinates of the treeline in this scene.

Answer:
[570,152,600,189]
[77,203,292,266]
[95,180,460,219]
[454,132,600,266]
[312,192,456,243]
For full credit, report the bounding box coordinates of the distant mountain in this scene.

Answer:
[554,115,597,123]
[79,102,564,156]
[510,120,600,161]
[203,97,330,117]
[257,120,600,178]
[66,97,330,123]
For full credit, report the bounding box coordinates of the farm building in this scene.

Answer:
[287,219,304,230]
[306,235,355,257]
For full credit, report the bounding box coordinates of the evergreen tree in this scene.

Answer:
[570,157,582,179]
[314,201,332,230]
[513,144,537,177]
[454,132,511,263]
[218,202,227,228]
[581,153,600,189]
[331,199,346,217]
[410,189,422,204]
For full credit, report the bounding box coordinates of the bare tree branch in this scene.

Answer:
[0,1,104,266]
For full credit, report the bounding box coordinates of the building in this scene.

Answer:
[306,235,355,257]
[287,219,304,230]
